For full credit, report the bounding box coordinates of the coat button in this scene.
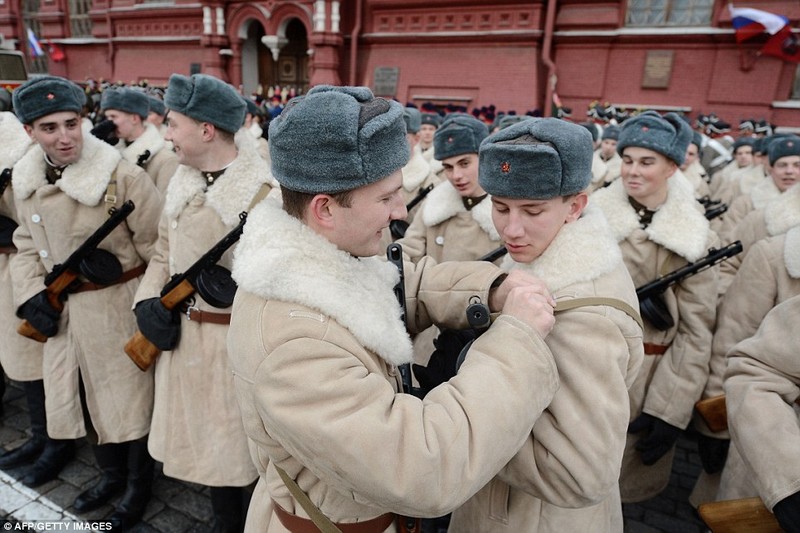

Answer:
[435,236,445,245]
[39,250,48,258]
[31,214,41,223]
[171,220,178,229]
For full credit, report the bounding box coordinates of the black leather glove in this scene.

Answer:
[628,413,683,466]
[19,290,60,338]
[135,298,181,351]
[697,434,730,474]
[90,119,119,146]
[773,490,800,533]
[0,214,18,247]
[412,328,475,397]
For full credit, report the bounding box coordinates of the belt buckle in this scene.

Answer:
[185,305,198,321]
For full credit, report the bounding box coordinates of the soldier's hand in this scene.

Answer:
[629,413,682,465]
[501,284,555,338]
[135,298,181,351]
[773,490,800,533]
[697,434,730,474]
[19,290,60,338]
[90,119,119,146]
[489,270,554,313]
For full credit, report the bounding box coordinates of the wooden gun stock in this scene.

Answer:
[698,497,781,533]
[124,279,195,372]
[695,394,729,433]
[16,271,78,342]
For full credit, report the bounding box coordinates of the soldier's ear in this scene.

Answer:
[307,193,337,230]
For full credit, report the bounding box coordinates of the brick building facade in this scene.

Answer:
[1,0,799,126]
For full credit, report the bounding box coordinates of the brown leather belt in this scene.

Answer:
[644,343,670,355]
[0,245,17,254]
[272,499,395,533]
[71,263,147,293]
[186,308,231,325]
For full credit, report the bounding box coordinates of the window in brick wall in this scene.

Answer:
[68,0,93,37]
[626,0,714,27]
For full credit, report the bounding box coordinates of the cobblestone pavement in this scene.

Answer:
[2,379,710,532]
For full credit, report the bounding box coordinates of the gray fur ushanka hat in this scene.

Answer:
[147,95,166,117]
[479,117,593,199]
[433,115,489,161]
[101,87,149,119]
[768,135,800,165]
[13,76,86,125]
[268,85,409,194]
[165,73,245,134]
[403,107,422,134]
[616,110,693,166]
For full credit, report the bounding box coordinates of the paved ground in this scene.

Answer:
[1,379,710,532]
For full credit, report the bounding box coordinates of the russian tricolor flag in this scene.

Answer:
[729,4,789,43]
[26,27,44,57]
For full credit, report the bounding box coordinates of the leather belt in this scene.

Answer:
[186,308,231,325]
[272,500,395,533]
[71,263,147,293]
[644,343,670,355]
[0,245,16,254]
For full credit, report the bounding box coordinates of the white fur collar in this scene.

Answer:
[500,203,623,293]
[590,170,710,261]
[784,226,800,279]
[232,198,413,366]
[248,123,262,139]
[765,183,800,237]
[421,180,499,240]
[12,132,121,205]
[749,176,781,210]
[163,132,271,227]
[0,112,32,170]
[120,123,165,166]
[402,148,431,192]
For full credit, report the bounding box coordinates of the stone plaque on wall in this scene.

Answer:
[374,67,400,97]
[642,50,674,89]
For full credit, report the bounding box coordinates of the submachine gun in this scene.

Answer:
[386,243,416,395]
[389,184,435,239]
[636,241,742,331]
[125,212,247,371]
[18,200,136,342]
[0,168,11,196]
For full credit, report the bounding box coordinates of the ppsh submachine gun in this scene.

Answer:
[18,200,136,342]
[636,241,742,331]
[125,211,247,371]
[0,168,12,196]
[386,242,416,395]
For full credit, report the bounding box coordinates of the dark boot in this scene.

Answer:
[21,437,75,487]
[0,380,47,469]
[109,436,153,531]
[73,442,127,512]
[209,486,246,533]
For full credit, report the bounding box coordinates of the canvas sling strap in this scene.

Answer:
[554,296,644,331]
[274,465,395,533]
[248,182,271,211]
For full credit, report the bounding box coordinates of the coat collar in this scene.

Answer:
[765,182,800,237]
[749,176,781,211]
[589,170,710,261]
[12,130,121,206]
[163,132,274,227]
[785,226,800,279]
[500,203,623,293]
[421,180,499,240]
[402,147,432,192]
[232,198,413,366]
[120,123,166,166]
[0,112,32,170]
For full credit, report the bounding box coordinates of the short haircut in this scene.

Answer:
[281,185,354,220]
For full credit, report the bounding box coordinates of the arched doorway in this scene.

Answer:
[261,18,309,97]
[240,19,266,96]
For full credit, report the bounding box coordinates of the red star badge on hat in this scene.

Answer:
[500,162,511,173]
[46,93,55,100]
[641,126,648,132]
[447,136,453,143]
[789,141,795,147]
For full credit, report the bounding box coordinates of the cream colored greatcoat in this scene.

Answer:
[0,112,41,381]
[591,173,718,502]
[449,205,644,533]
[10,132,162,443]
[401,145,440,225]
[724,295,800,510]
[718,176,781,245]
[134,134,272,486]
[682,160,711,199]
[227,199,560,533]
[589,150,622,193]
[119,122,179,195]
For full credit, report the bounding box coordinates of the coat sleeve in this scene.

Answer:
[496,309,636,507]
[724,296,800,509]
[118,161,163,265]
[132,211,171,306]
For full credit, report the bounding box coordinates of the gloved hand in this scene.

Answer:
[773,490,800,533]
[135,298,181,351]
[697,434,730,474]
[628,413,683,466]
[412,328,475,397]
[19,290,61,338]
[90,119,119,146]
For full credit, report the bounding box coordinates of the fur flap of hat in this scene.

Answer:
[479,117,592,200]
[13,76,86,125]
[616,111,693,166]
[165,73,246,134]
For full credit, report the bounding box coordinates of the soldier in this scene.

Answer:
[10,76,162,529]
[419,112,443,175]
[133,74,271,532]
[146,94,168,136]
[241,96,270,163]
[681,132,711,199]
[0,104,72,486]
[100,87,178,194]
[226,85,560,533]
[724,295,800,532]
[591,111,719,503]
[448,118,644,532]
[588,125,621,193]
[398,107,440,224]
[708,137,755,200]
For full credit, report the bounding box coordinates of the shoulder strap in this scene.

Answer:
[248,183,271,211]
[555,296,644,330]
[275,465,343,533]
[104,169,118,213]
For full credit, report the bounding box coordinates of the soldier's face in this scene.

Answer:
[734,146,753,168]
[164,110,205,167]
[491,193,586,264]
[681,144,699,171]
[104,109,140,142]
[770,155,800,192]
[441,153,484,198]
[621,147,676,207]
[419,124,436,145]
[25,111,83,167]
[600,138,617,159]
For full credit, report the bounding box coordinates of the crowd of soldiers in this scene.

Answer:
[0,72,798,533]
